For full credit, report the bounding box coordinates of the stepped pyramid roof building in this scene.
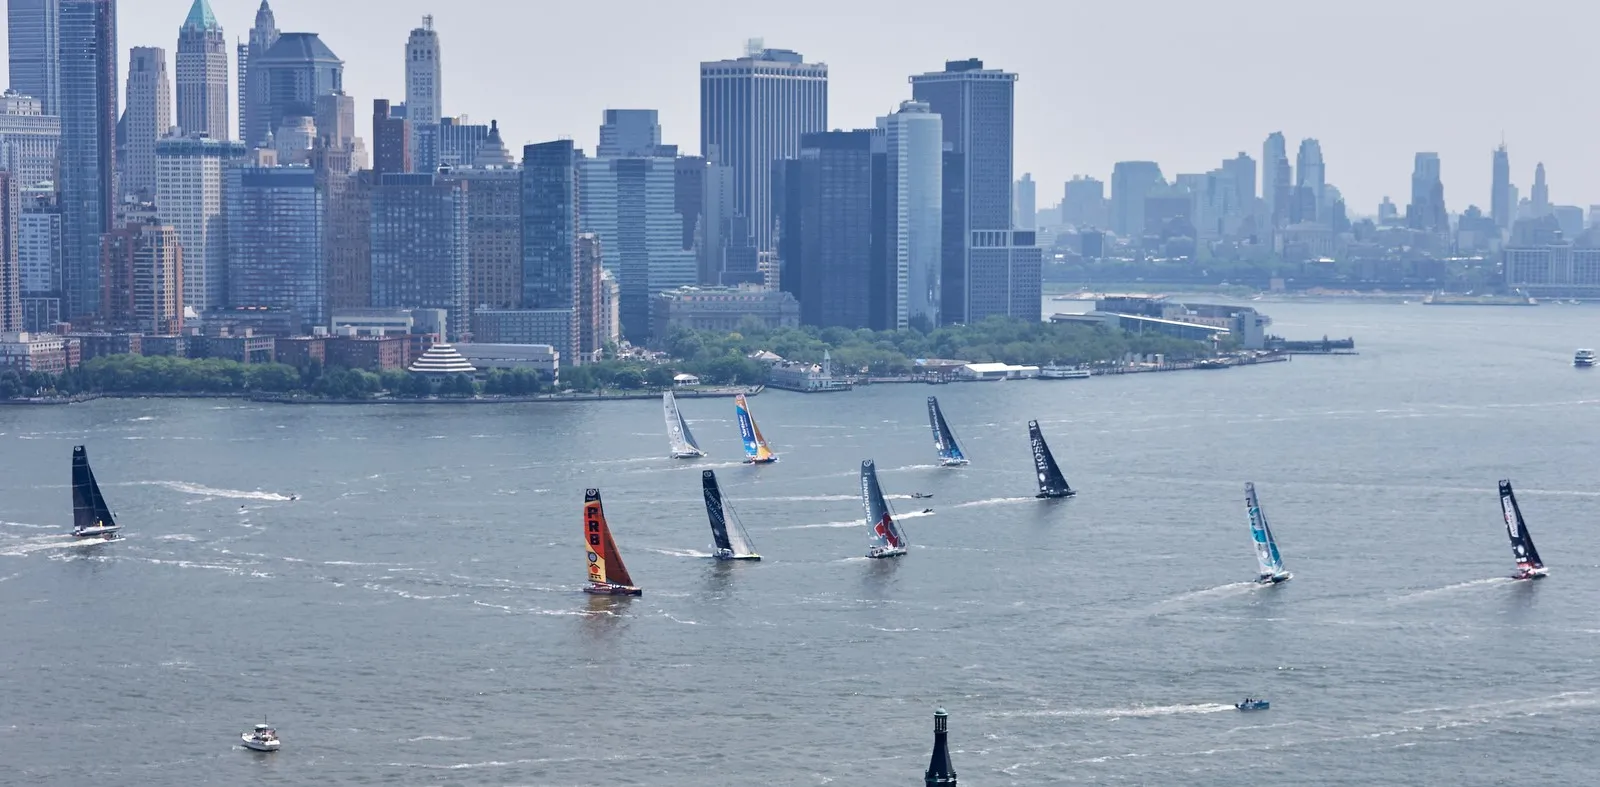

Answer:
[408,342,475,374]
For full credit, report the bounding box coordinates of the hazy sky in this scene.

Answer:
[15,0,1599,216]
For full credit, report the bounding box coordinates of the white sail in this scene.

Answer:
[663,392,704,458]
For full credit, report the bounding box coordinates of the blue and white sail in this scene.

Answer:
[1245,482,1291,583]
[927,397,969,467]
[663,391,705,458]
[862,460,907,559]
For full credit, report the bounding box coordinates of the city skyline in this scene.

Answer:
[11,0,1587,217]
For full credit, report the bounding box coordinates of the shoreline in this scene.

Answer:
[0,386,765,407]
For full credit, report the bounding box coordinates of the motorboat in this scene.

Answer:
[911,493,933,500]
[1235,698,1270,712]
[241,723,280,752]
[920,508,934,514]
[1575,349,1595,367]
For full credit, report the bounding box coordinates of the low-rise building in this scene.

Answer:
[192,334,275,364]
[958,362,1040,380]
[453,343,559,380]
[324,335,407,371]
[275,336,326,369]
[650,285,800,339]
[330,307,446,338]
[201,306,300,338]
[0,332,72,374]
[139,335,188,357]
[70,332,141,361]
[768,350,851,393]
[472,309,574,355]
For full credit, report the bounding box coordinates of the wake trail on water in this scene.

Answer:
[0,537,117,557]
[1153,582,1257,606]
[136,481,293,501]
[1390,576,1516,603]
[952,496,1035,509]
[998,702,1235,720]
[642,547,715,558]
[772,519,859,531]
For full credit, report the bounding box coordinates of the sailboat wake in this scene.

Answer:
[1390,577,1516,603]
[1153,582,1257,606]
[998,702,1235,719]
[952,497,1035,509]
[141,481,293,501]
[642,547,715,558]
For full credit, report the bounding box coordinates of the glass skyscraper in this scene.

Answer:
[8,0,61,114]
[370,173,469,339]
[58,0,117,320]
[579,153,696,342]
[226,166,325,330]
[880,101,943,330]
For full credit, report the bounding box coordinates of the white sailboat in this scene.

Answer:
[1245,482,1291,584]
[663,391,705,459]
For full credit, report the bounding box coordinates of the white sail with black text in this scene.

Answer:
[927,397,969,467]
[1028,421,1074,498]
[1245,482,1291,583]
[861,460,908,559]
[1499,480,1547,580]
[71,446,121,539]
[702,470,760,560]
[663,391,705,458]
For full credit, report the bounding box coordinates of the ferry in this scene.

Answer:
[1039,365,1091,380]
[1575,349,1595,368]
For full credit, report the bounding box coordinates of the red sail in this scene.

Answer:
[583,489,635,588]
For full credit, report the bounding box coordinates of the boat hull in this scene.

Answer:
[939,459,969,467]
[866,548,907,560]
[671,451,706,459]
[1235,702,1270,712]
[1037,491,1076,499]
[745,457,778,465]
[1514,569,1549,581]
[241,735,280,752]
[584,583,643,596]
[714,552,761,561]
[1257,572,1293,585]
[72,525,121,539]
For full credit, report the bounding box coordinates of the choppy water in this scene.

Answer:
[4,300,1600,785]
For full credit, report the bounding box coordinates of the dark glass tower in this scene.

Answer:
[8,0,61,114]
[777,129,874,329]
[925,707,957,786]
[58,0,117,320]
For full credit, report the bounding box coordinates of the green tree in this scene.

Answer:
[613,369,645,390]
[644,366,676,389]
[0,368,22,399]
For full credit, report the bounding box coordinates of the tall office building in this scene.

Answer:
[700,42,827,252]
[156,135,245,314]
[405,16,442,126]
[598,109,664,158]
[442,166,522,311]
[415,115,490,173]
[18,186,61,330]
[370,173,469,339]
[776,130,874,329]
[0,173,17,332]
[59,0,118,321]
[579,148,697,341]
[880,101,942,330]
[372,98,411,177]
[1531,163,1550,217]
[1293,138,1324,224]
[8,0,61,115]
[0,91,61,187]
[121,47,170,202]
[518,140,584,361]
[176,0,227,140]
[1221,152,1256,216]
[251,33,342,150]
[226,164,324,329]
[1262,132,1290,228]
[1061,176,1106,229]
[575,233,604,361]
[238,0,279,147]
[911,58,1037,323]
[1014,173,1036,231]
[1491,144,1512,230]
[679,148,750,286]
[324,169,372,310]
[1110,161,1164,239]
[1407,152,1447,232]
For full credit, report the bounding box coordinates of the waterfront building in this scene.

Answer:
[1110,161,1164,239]
[649,284,799,337]
[471,308,574,352]
[0,173,17,332]
[323,334,406,371]
[1491,143,1512,230]
[598,109,664,158]
[226,164,324,330]
[1504,239,1600,298]
[0,331,71,374]
[330,307,444,338]
[776,129,875,330]
[369,173,469,340]
[767,351,851,392]
[250,32,343,152]
[58,0,118,321]
[372,98,411,177]
[578,148,696,342]
[442,166,522,311]
[1014,173,1036,230]
[404,16,442,127]
[121,47,171,202]
[9,0,61,115]
[0,91,61,188]
[925,707,957,786]
[176,0,227,140]
[1407,152,1448,233]
[520,139,580,359]
[98,220,180,332]
[453,342,558,379]
[407,341,473,376]
[700,42,827,252]
[880,100,942,330]
[238,0,280,147]
[156,135,246,315]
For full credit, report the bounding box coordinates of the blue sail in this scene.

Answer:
[927,397,967,465]
[1246,482,1288,581]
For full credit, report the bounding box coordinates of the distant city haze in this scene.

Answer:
[5,0,1593,215]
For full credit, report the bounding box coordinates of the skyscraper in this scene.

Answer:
[252,32,342,148]
[579,147,697,341]
[1491,144,1512,230]
[1222,152,1256,215]
[441,166,522,311]
[1531,163,1550,217]
[18,186,61,331]
[1014,173,1036,230]
[405,16,442,126]
[1407,152,1447,232]
[156,135,245,315]
[370,173,469,339]
[520,140,581,359]
[99,218,182,333]
[598,109,664,158]
[121,47,171,202]
[8,0,61,115]
[576,233,604,360]
[226,164,325,329]
[324,169,372,310]
[775,129,875,329]
[0,173,18,332]
[1110,161,1164,239]
[372,98,411,177]
[1295,138,1325,219]
[880,100,942,330]
[238,0,279,147]
[1262,132,1290,228]
[911,58,1037,324]
[176,0,227,140]
[700,42,827,252]
[0,91,62,187]
[58,0,118,321]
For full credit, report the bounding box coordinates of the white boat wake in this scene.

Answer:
[1390,576,1516,603]
[998,702,1235,719]
[138,481,293,501]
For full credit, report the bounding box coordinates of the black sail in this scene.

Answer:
[1028,421,1074,498]
[702,470,733,553]
[71,446,116,531]
[1499,480,1544,570]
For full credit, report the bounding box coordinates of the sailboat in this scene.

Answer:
[702,470,761,560]
[1028,421,1075,498]
[582,488,642,595]
[1245,482,1291,584]
[663,391,705,459]
[70,446,122,539]
[861,460,908,559]
[734,393,777,464]
[1499,480,1548,580]
[927,397,969,467]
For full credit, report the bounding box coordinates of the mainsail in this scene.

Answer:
[1028,421,1074,498]
[71,446,118,534]
[927,397,968,465]
[861,460,907,554]
[1499,480,1545,575]
[583,488,638,591]
[702,470,759,559]
[734,394,776,463]
[663,391,704,457]
[1245,482,1287,579]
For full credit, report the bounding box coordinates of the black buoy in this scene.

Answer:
[925,706,957,786]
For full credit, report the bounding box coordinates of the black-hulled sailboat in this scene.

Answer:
[582,489,642,595]
[927,397,969,467]
[702,470,760,560]
[1028,421,1074,498]
[1499,480,1548,580]
[862,460,908,559]
[71,446,121,539]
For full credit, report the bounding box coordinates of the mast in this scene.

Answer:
[1028,421,1073,497]
[925,707,957,786]
[1499,480,1544,571]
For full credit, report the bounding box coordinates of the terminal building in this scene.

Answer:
[1050,294,1269,349]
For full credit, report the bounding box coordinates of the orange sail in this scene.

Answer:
[583,488,638,593]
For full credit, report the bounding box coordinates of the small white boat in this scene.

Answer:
[241,723,280,752]
[1574,349,1595,368]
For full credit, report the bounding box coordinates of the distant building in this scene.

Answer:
[579,142,696,342]
[99,221,182,333]
[0,331,72,374]
[156,135,247,315]
[471,308,573,352]
[369,173,469,339]
[175,0,228,140]
[700,42,828,252]
[598,109,664,158]
[0,173,17,332]
[1262,132,1290,229]
[330,307,444,337]
[249,32,343,151]
[1061,176,1106,229]
[59,0,119,320]
[0,91,61,187]
[404,16,442,126]
[324,168,372,310]
[880,100,943,329]
[1014,173,1035,230]
[8,0,61,114]
[1110,161,1164,239]
[519,140,581,361]
[372,98,411,177]
[415,115,489,173]
[226,165,324,330]
[649,285,799,338]
[575,233,604,361]
[1491,144,1512,230]
[324,334,406,371]
[1294,138,1325,222]
[1407,153,1448,233]
[1504,234,1600,298]
[442,166,521,311]
[18,185,61,332]
[776,129,875,330]
[453,342,558,379]
[238,0,280,147]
